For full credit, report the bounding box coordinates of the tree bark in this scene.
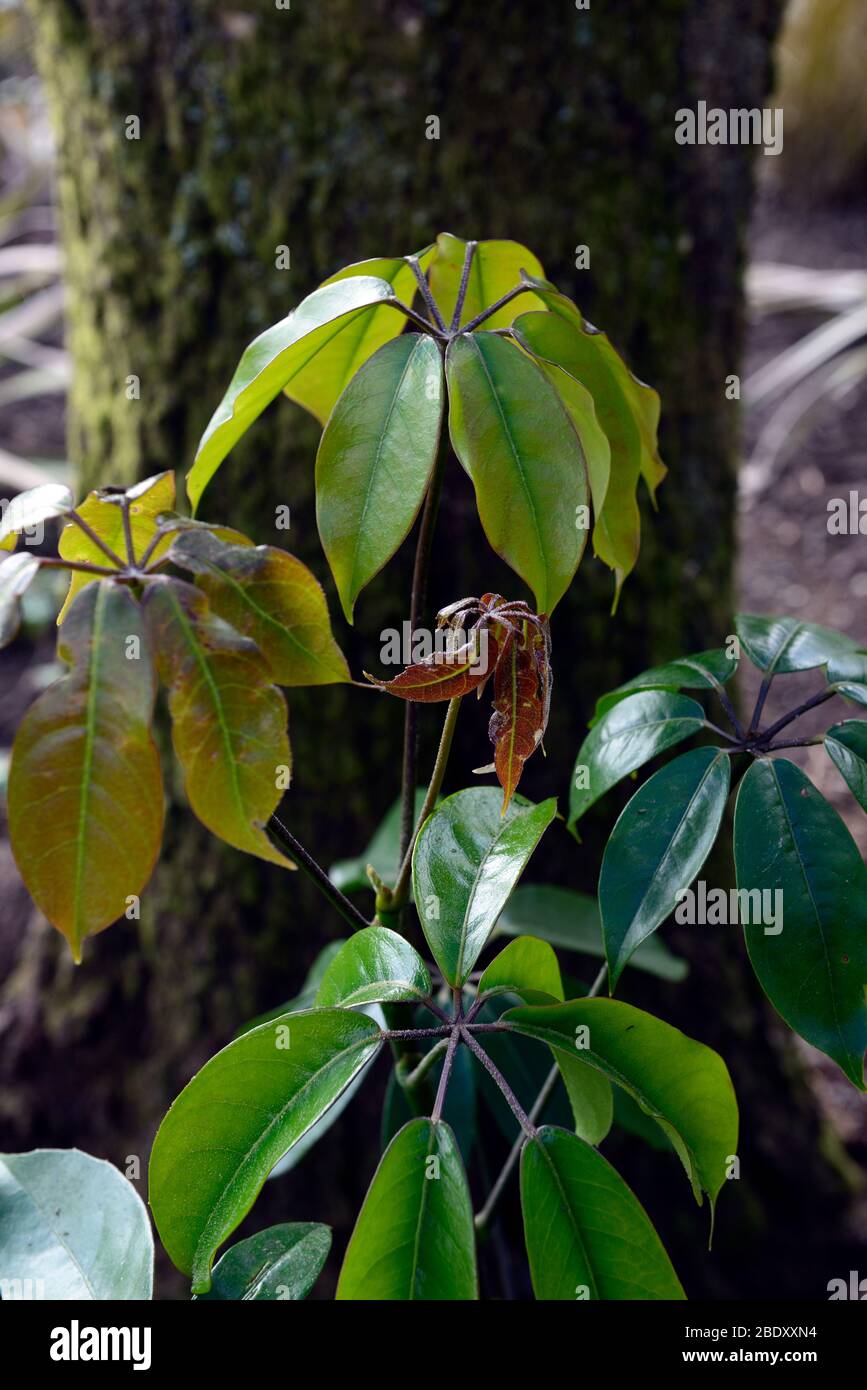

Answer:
[5,0,851,1298]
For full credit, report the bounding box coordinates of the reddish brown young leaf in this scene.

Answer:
[367,630,499,702]
[489,624,551,812]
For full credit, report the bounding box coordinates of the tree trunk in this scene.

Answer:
[4,0,851,1298]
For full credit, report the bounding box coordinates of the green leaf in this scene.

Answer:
[149,1007,383,1291]
[517,351,611,526]
[593,649,738,723]
[835,682,867,710]
[478,935,563,1002]
[0,1148,153,1299]
[56,471,176,623]
[316,332,443,623]
[316,926,431,1007]
[284,249,434,424]
[336,1118,477,1300]
[0,551,40,649]
[504,997,738,1206]
[188,275,400,512]
[735,612,857,674]
[569,689,706,828]
[734,757,867,1088]
[412,787,557,986]
[8,582,164,961]
[556,1055,614,1146]
[496,884,688,981]
[194,1223,331,1301]
[446,331,588,613]
[0,482,73,543]
[520,1127,684,1300]
[600,747,731,990]
[825,721,867,811]
[142,577,292,868]
[168,531,349,685]
[429,233,547,329]
[329,789,428,894]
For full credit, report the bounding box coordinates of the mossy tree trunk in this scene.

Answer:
[5,0,851,1297]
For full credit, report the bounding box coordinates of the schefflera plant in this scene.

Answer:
[571,612,867,1090]
[0,472,350,961]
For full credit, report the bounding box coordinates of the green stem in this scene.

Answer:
[392,695,461,909]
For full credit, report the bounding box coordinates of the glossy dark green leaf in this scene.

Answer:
[429,233,547,329]
[188,275,399,512]
[149,1007,383,1291]
[336,1118,477,1300]
[735,612,857,674]
[734,757,867,1088]
[835,682,867,710]
[569,689,706,828]
[316,332,443,622]
[478,935,563,1003]
[284,248,434,423]
[600,747,731,990]
[412,787,557,986]
[520,1126,684,1300]
[0,551,40,649]
[446,331,588,614]
[142,577,293,868]
[504,997,738,1206]
[0,482,73,543]
[169,531,349,685]
[825,721,867,812]
[593,649,738,723]
[0,1148,153,1299]
[8,582,164,961]
[316,926,431,1007]
[495,884,688,981]
[195,1223,331,1301]
[329,789,428,894]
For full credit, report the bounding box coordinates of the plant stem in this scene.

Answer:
[388,296,447,340]
[266,814,372,934]
[66,508,126,568]
[704,720,740,745]
[716,685,745,741]
[120,496,136,566]
[383,1026,452,1041]
[460,282,534,334]
[401,1036,449,1089]
[450,240,478,330]
[392,696,461,909]
[765,737,823,751]
[474,962,607,1232]
[431,1026,461,1123]
[407,256,447,333]
[461,1027,535,1138]
[748,674,774,736]
[37,556,119,577]
[757,688,836,744]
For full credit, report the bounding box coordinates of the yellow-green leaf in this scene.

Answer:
[429,234,547,329]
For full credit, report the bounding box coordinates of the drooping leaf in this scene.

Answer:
[0,1148,153,1299]
[592,649,738,723]
[0,482,73,543]
[316,926,432,1008]
[168,531,349,685]
[149,1007,383,1292]
[504,997,738,1206]
[284,248,435,424]
[141,577,293,869]
[367,629,499,702]
[56,471,176,623]
[329,789,428,894]
[336,1118,477,1300]
[478,935,564,1003]
[446,331,589,614]
[520,1127,684,1300]
[734,757,867,1088]
[188,275,400,512]
[495,884,688,982]
[429,233,547,330]
[489,625,549,811]
[825,721,867,812]
[194,1223,331,1301]
[516,348,611,529]
[8,582,164,961]
[0,551,40,649]
[600,747,731,990]
[735,612,857,674]
[569,689,706,828]
[316,332,444,623]
[556,1055,614,1147]
[412,787,557,986]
